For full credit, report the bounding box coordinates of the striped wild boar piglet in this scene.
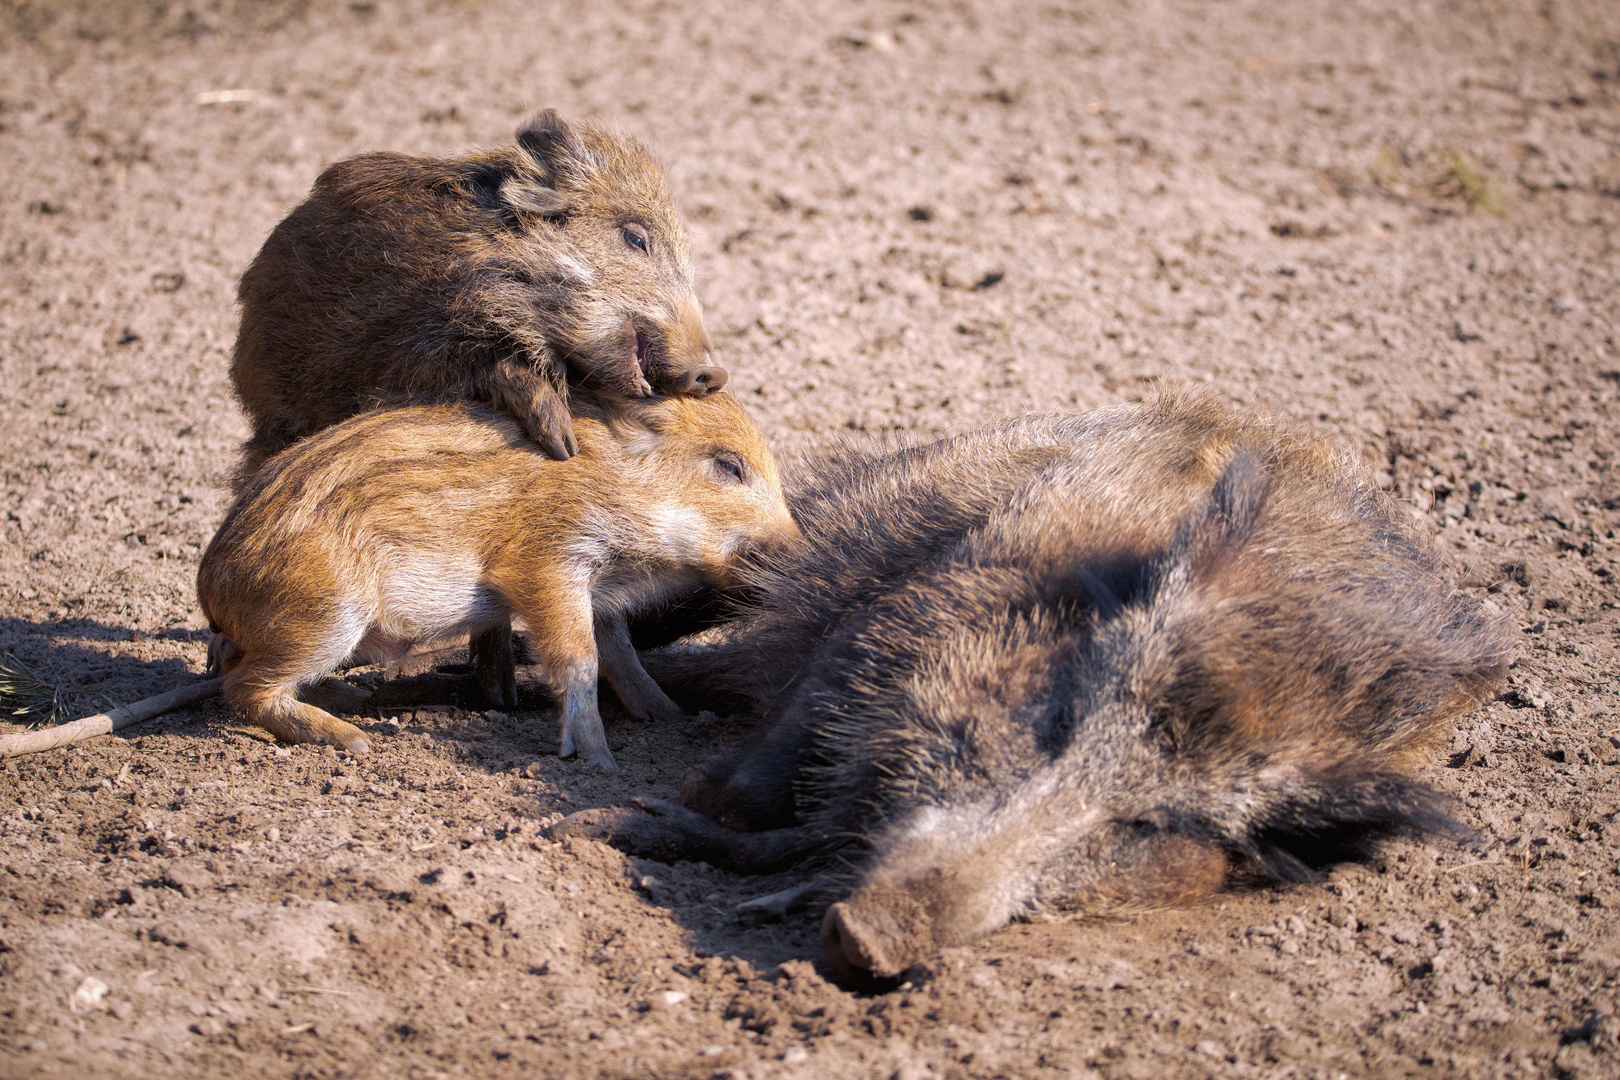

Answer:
[197,392,798,768]
[230,109,725,483]
[554,389,1513,984]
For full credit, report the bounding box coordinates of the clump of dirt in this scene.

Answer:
[3,1,1619,1078]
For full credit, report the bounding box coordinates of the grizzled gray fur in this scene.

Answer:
[554,389,1512,986]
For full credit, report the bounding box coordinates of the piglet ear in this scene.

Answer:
[516,109,585,176]
[499,178,570,217]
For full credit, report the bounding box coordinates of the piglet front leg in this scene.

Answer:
[553,655,616,768]
[510,586,617,768]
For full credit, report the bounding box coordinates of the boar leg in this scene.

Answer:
[678,703,819,831]
[548,797,826,873]
[470,619,519,710]
[509,590,615,768]
[481,356,577,460]
[594,614,684,724]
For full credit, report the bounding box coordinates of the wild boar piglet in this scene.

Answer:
[197,393,799,768]
[230,108,725,483]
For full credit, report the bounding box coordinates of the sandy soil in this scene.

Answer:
[2,1,1619,1077]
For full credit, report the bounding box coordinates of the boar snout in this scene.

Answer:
[821,888,933,986]
[819,847,1011,985]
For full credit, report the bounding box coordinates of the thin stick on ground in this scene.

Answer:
[0,678,224,759]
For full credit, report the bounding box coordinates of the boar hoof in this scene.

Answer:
[524,401,578,461]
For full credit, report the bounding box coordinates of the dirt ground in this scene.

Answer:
[2,0,1619,1077]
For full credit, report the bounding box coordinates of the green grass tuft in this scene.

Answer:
[0,652,74,728]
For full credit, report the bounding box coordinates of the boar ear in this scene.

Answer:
[516,109,586,177]
[1174,448,1269,577]
[499,178,570,217]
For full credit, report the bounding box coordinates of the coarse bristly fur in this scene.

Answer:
[229,108,726,484]
[197,392,799,769]
[552,388,1514,985]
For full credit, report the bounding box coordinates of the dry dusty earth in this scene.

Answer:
[3,1,1620,1077]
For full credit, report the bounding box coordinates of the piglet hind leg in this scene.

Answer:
[595,614,684,725]
[224,666,372,754]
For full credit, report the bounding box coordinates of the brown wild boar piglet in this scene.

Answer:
[197,392,798,768]
[230,108,725,482]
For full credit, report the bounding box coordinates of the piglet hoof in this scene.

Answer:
[524,396,578,460]
[471,624,519,710]
[558,729,618,770]
[626,694,684,727]
[583,748,619,770]
[323,721,371,757]
[204,631,239,676]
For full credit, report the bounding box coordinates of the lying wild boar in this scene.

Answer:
[230,108,725,481]
[554,389,1512,982]
[197,392,798,768]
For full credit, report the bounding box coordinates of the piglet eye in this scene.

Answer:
[714,452,746,483]
[622,225,649,253]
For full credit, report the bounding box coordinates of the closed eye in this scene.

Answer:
[714,452,746,483]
